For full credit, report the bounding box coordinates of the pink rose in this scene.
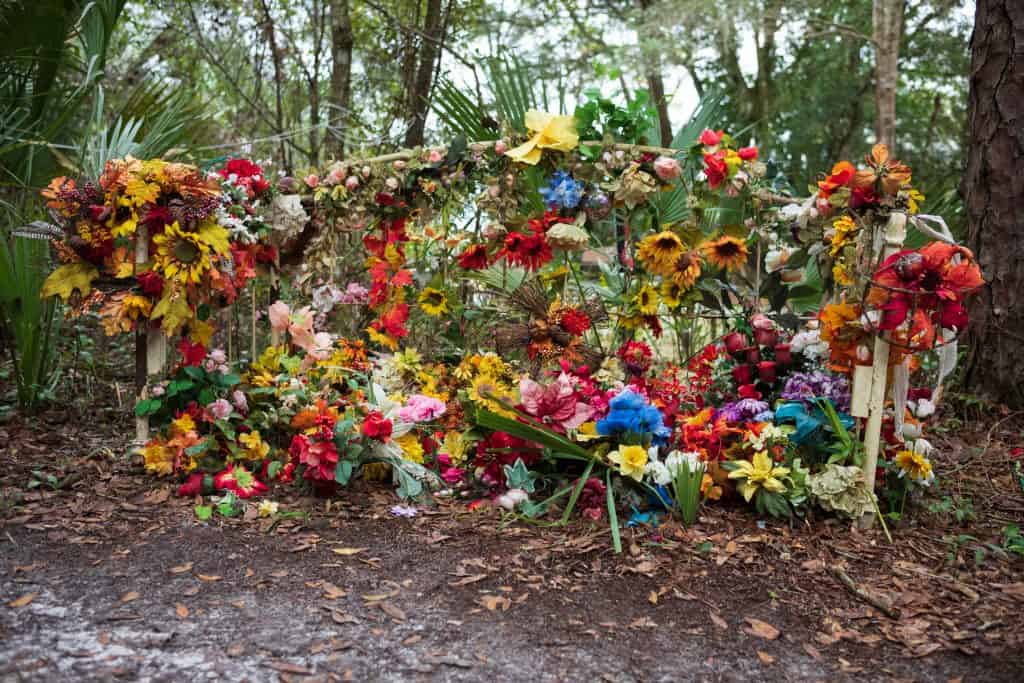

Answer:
[345,176,360,191]
[493,140,507,155]
[428,149,444,163]
[653,156,681,181]
[268,301,291,332]
[304,174,319,188]
[208,398,233,421]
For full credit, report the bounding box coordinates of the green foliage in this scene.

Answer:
[574,89,657,146]
[0,218,59,413]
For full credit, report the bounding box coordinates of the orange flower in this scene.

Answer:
[817,161,855,198]
[853,144,912,195]
[701,235,748,271]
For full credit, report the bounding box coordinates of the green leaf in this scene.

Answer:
[561,460,596,524]
[194,504,213,521]
[396,468,423,500]
[267,461,282,480]
[334,460,354,486]
[475,409,590,459]
[134,398,161,417]
[184,438,212,457]
[606,469,621,554]
[502,458,537,493]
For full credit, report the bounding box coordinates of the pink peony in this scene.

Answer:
[398,394,447,423]
[519,372,593,433]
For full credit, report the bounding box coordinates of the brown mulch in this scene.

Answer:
[1,398,1023,682]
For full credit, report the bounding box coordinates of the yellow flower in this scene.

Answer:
[608,445,648,481]
[906,188,925,214]
[832,261,855,286]
[257,500,279,517]
[110,209,139,238]
[633,283,659,315]
[505,110,579,165]
[171,413,196,435]
[727,451,790,502]
[660,281,684,309]
[418,287,449,317]
[142,442,174,476]
[239,430,270,461]
[367,326,398,350]
[396,433,425,464]
[669,250,702,290]
[829,215,857,257]
[637,230,684,276]
[469,375,517,417]
[895,449,934,485]
[151,220,227,285]
[702,235,749,271]
[442,431,470,465]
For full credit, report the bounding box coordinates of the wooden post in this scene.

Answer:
[858,212,907,529]
[132,225,166,449]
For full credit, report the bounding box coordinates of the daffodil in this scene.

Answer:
[505,110,579,165]
[727,451,790,502]
[608,444,649,481]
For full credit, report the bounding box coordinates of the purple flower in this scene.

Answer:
[390,505,419,517]
[717,399,770,423]
[781,371,851,412]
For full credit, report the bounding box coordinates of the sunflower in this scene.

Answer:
[660,280,685,309]
[637,230,684,276]
[702,235,749,271]
[633,283,660,315]
[418,287,449,316]
[469,375,517,417]
[152,220,229,285]
[669,249,703,289]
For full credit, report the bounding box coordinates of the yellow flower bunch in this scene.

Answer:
[728,451,790,502]
[505,110,579,165]
[396,433,425,464]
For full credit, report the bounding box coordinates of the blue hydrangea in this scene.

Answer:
[540,171,584,209]
[597,389,671,444]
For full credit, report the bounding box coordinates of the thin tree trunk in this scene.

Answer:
[259,0,289,168]
[872,0,904,149]
[963,0,1024,407]
[329,0,354,158]
[403,0,445,148]
[638,0,672,145]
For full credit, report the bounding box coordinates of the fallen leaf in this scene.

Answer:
[709,613,728,630]
[322,582,347,600]
[9,593,36,608]
[332,547,368,556]
[803,643,823,661]
[647,590,658,605]
[403,635,422,646]
[196,574,222,582]
[231,600,246,609]
[757,651,775,664]
[175,603,189,618]
[266,661,312,675]
[448,574,487,587]
[744,617,780,640]
[120,591,140,604]
[380,602,406,621]
[478,595,510,611]
[169,562,194,574]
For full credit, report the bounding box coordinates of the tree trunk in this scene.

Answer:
[403,0,445,148]
[963,0,1024,408]
[637,0,672,145]
[329,0,354,159]
[872,0,904,149]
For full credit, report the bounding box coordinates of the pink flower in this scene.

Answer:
[345,176,360,191]
[428,149,444,163]
[268,301,291,332]
[289,434,339,482]
[209,348,227,364]
[699,128,724,147]
[653,156,681,181]
[208,398,233,420]
[327,167,346,185]
[493,140,508,155]
[398,394,447,423]
[304,174,319,188]
[232,390,248,412]
[519,373,593,433]
[437,454,466,484]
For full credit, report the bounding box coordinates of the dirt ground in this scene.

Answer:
[1,402,1023,682]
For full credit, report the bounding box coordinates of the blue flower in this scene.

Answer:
[540,171,584,209]
[597,389,671,444]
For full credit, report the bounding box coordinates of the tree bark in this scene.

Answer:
[872,0,904,149]
[403,0,446,148]
[637,0,672,145]
[963,0,1024,407]
[329,0,354,159]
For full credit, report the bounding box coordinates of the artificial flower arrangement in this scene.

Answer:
[30,157,279,341]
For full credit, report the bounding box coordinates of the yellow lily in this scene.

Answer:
[505,110,579,165]
[727,451,790,502]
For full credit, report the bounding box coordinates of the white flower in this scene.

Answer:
[665,450,702,478]
[764,247,790,273]
[643,446,672,485]
[497,488,529,510]
[257,500,279,517]
[909,398,935,419]
[268,193,308,238]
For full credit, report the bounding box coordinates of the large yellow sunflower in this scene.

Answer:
[637,230,684,276]
[702,235,749,271]
[669,250,703,290]
[633,283,660,315]
[152,220,230,285]
[660,280,685,309]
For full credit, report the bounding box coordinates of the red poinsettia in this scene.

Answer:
[213,463,267,498]
[288,434,339,482]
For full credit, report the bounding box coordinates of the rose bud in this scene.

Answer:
[732,364,754,386]
[723,331,748,355]
[774,343,792,365]
[753,327,778,348]
[493,139,508,155]
[744,346,761,364]
[758,361,778,384]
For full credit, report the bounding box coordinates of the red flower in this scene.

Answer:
[289,435,339,482]
[699,129,724,146]
[176,473,208,497]
[177,338,206,366]
[703,152,728,189]
[362,411,393,440]
[723,331,748,355]
[774,343,792,365]
[559,308,591,336]
[137,270,165,298]
[737,383,762,400]
[618,340,653,375]
[457,244,490,270]
[142,205,173,230]
[731,364,753,385]
[757,360,778,384]
[500,230,552,271]
[213,464,267,499]
[738,146,758,161]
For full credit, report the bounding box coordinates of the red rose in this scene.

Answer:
[774,343,792,365]
[723,331,748,355]
[362,411,393,440]
[699,129,724,146]
[738,146,758,161]
[757,361,778,384]
[731,364,753,385]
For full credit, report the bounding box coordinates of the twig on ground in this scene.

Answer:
[829,565,901,620]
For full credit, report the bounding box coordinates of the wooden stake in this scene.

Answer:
[132,225,167,449]
[858,212,907,529]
